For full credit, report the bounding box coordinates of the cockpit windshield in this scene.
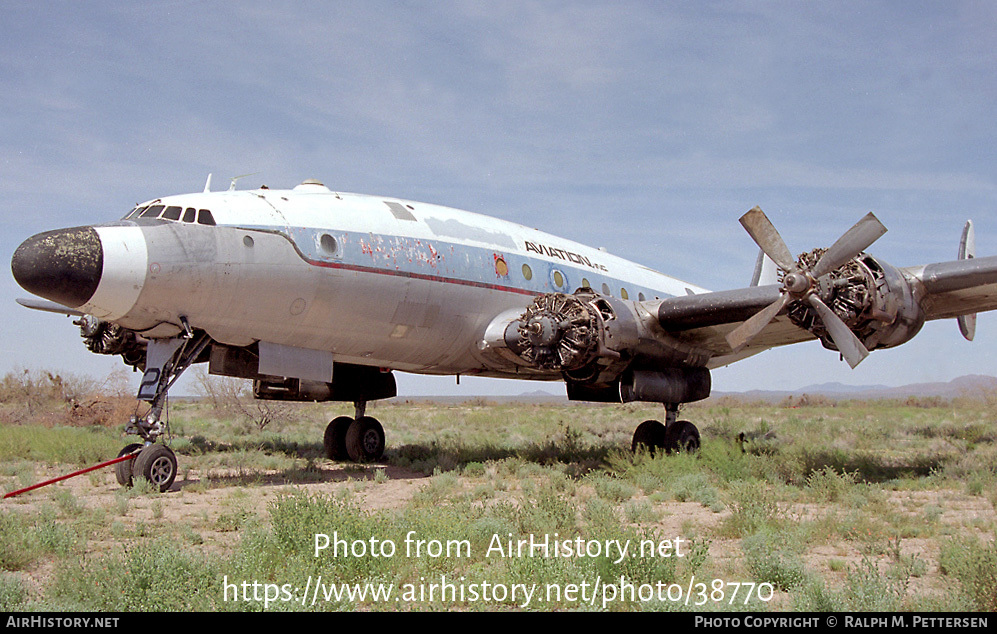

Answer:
[123,203,217,226]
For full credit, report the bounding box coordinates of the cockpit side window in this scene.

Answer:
[163,206,183,221]
[182,208,196,223]
[198,209,216,226]
[140,205,165,218]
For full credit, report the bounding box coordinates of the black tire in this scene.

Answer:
[132,444,178,492]
[345,416,385,462]
[115,443,143,487]
[666,421,701,453]
[631,419,666,456]
[323,416,353,460]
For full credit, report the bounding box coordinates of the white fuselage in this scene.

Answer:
[93,182,707,379]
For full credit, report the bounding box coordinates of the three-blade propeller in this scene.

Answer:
[725,207,887,368]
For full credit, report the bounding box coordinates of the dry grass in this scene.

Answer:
[1,371,995,611]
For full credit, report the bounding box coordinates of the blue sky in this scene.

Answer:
[2,1,996,395]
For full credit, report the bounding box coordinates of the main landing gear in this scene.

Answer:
[116,332,210,492]
[631,403,700,457]
[323,400,385,462]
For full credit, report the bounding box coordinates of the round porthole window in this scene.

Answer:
[582,278,590,289]
[601,282,611,296]
[494,255,509,277]
[320,233,339,256]
[522,263,533,280]
[553,270,565,288]
[620,288,629,300]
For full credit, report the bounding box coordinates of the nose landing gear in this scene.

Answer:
[117,332,209,492]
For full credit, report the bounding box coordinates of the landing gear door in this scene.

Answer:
[138,338,185,401]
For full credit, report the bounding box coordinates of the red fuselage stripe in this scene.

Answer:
[304,257,539,297]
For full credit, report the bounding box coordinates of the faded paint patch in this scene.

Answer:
[391,301,441,328]
[425,217,518,249]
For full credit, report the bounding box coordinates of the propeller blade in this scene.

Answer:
[738,207,798,272]
[806,295,870,368]
[726,293,791,352]
[810,212,887,279]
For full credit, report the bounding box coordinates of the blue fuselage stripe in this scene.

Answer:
[270,225,675,302]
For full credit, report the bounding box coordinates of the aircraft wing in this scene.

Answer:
[653,253,997,368]
[906,254,997,320]
[653,284,816,368]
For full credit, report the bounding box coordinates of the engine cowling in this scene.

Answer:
[77,315,146,370]
[786,251,925,353]
[502,291,604,371]
[502,289,712,398]
[502,290,640,384]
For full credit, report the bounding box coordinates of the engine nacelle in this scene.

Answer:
[787,252,925,353]
[250,362,396,403]
[621,368,712,404]
[77,315,146,370]
[566,367,712,404]
[503,289,712,392]
[502,290,645,384]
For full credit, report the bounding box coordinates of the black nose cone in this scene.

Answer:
[11,227,103,308]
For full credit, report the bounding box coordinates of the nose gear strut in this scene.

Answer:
[117,330,210,492]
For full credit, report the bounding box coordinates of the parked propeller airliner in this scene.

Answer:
[11,177,997,491]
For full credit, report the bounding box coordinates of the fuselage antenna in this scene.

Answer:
[203,173,212,193]
[228,172,260,191]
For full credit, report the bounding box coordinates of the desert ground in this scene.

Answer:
[1,370,995,611]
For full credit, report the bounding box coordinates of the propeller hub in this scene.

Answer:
[525,315,560,347]
[784,272,811,294]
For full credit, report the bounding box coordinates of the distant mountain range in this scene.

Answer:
[393,375,997,403]
[718,374,997,402]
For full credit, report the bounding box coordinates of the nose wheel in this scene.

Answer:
[114,443,144,486]
[134,444,178,492]
[115,443,178,492]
